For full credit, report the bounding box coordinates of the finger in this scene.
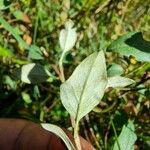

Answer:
[0,119,95,150]
[0,119,65,150]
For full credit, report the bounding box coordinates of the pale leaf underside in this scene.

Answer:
[60,51,107,122]
[41,123,76,150]
[59,21,77,52]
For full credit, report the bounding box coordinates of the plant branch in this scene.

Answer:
[59,51,81,149]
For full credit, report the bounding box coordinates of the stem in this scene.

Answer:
[110,116,121,150]
[33,14,39,45]
[126,62,150,77]
[93,98,117,114]
[59,51,66,83]
[74,121,82,150]
[59,51,81,149]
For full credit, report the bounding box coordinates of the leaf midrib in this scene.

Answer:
[75,53,98,122]
[64,28,70,52]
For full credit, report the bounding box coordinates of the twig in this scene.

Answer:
[104,125,111,149]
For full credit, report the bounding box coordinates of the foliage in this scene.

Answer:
[107,32,150,62]
[113,120,137,150]
[0,0,150,149]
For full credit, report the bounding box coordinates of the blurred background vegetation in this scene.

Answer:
[0,0,150,149]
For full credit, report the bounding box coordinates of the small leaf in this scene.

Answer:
[60,51,107,122]
[107,32,150,62]
[106,76,135,89]
[107,63,124,77]
[113,120,137,150]
[16,63,49,84]
[21,92,32,104]
[3,75,16,90]
[41,123,76,150]
[59,20,77,53]
[0,46,13,57]
[13,10,31,23]
[28,45,43,60]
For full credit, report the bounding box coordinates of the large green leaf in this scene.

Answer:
[107,32,150,62]
[60,51,107,122]
[113,120,137,150]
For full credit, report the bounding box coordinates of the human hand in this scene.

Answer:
[0,119,94,150]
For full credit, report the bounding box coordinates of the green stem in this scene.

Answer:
[93,98,117,114]
[126,62,150,77]
[110,116,121,150]
[74,121,82,150]
[59,51,81,149]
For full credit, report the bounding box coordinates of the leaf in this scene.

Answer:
[107,63,124,77]
[12,58,29,65]
[0,46,13,57]
[28,45,43,60]
[41,123,76,150]
[60,51,107,122]
[13,10,30,23]
[59,20,77,53]
[3,75,17,90]
[21,92,32,104]
[16,63,49,84]
[113,120,137,150]
[106,76,135,89]
[107,32,150,62]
